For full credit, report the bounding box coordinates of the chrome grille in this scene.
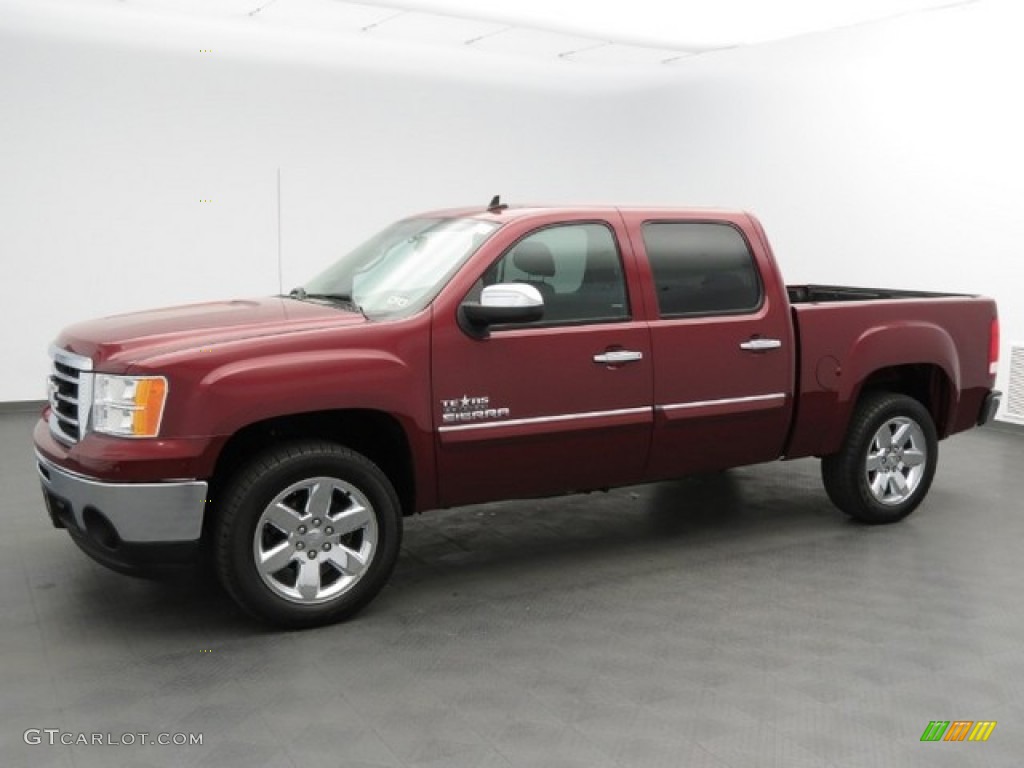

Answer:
[48,346,93,444]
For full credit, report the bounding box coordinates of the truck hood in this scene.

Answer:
[56,297,365,367]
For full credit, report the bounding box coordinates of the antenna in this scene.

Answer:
[487,194,508,213]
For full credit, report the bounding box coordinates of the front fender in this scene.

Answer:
[183,348,423,437]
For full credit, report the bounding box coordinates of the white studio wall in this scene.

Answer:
[0,4,655,402]
[615,0,1024,417]
[1,0,1021,419]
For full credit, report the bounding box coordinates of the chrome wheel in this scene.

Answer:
[822,393,937,524]
[253,476,378,604]
[864,417,927,506]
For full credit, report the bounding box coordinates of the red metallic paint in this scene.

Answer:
[786,297,997,458]
[620,210,796,478]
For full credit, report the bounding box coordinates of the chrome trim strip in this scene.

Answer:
[438,406,652,433]
[438,395,787,434]
[78,372,94,439]
[49,344,93,371]
[48,412,78,446]
[658,393,787,412]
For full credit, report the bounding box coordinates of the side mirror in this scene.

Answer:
[459,283,544,338]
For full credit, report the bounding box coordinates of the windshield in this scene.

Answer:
[300,217,500,318]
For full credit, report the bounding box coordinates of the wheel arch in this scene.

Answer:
[818,321,960,456]
[809,362,954,460]
[852,363,954,436]
[208,409,417,519]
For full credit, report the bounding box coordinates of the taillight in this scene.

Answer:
[989,317,1000,376]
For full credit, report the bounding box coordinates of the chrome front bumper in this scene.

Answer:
[36,453,208,544]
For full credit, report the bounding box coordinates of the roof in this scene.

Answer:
[417,204,749,223]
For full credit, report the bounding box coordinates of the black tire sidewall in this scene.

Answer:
[827,393,939,523]
[217,444,402,627]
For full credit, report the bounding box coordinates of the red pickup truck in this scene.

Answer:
[34,202,1001,627]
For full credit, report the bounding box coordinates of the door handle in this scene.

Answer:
[593,350,644,365]
[740,338,782,351]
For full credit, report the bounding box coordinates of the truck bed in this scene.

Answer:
[784,289,997,461]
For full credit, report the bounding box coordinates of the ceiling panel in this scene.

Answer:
[4,0,979,69]
[249,0,397,33]
[365,11,505,45]
[467,27,613,58]
[123,0,263,18]
[352,0,979,49]
[563,43,695,67]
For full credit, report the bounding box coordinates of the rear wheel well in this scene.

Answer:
[855,364,952,436]
[208,410,415,518]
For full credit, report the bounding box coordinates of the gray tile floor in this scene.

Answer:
[1,409,1022,767]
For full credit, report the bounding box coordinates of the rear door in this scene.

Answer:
[431,215,654,507]
[620,213,795,478]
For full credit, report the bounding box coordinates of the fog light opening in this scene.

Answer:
[82,506,121,551]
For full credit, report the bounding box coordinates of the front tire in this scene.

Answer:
[821,392,938,524]
[215,441,402,628]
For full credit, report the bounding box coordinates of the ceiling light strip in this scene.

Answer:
[558,41,611,60]
[361,11,407,31]
[464,26,513,46]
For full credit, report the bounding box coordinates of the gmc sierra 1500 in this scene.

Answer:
[34,202,1001,627]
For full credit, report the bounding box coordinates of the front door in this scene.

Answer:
[432,219,653,507]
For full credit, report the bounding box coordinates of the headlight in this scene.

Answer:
[92,374,168,438]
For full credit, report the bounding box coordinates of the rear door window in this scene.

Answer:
[642,222,762,317]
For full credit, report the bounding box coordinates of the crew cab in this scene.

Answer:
[34,202,1002,627]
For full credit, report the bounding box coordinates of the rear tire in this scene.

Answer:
[821,392,938,524]
[214,441,402,628]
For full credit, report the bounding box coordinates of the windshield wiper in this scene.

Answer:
[287,287,363,315]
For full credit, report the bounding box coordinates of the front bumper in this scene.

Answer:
[36,452,208,570]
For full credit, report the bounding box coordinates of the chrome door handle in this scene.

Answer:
[740,338,782,351]
[593,350,644,364]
